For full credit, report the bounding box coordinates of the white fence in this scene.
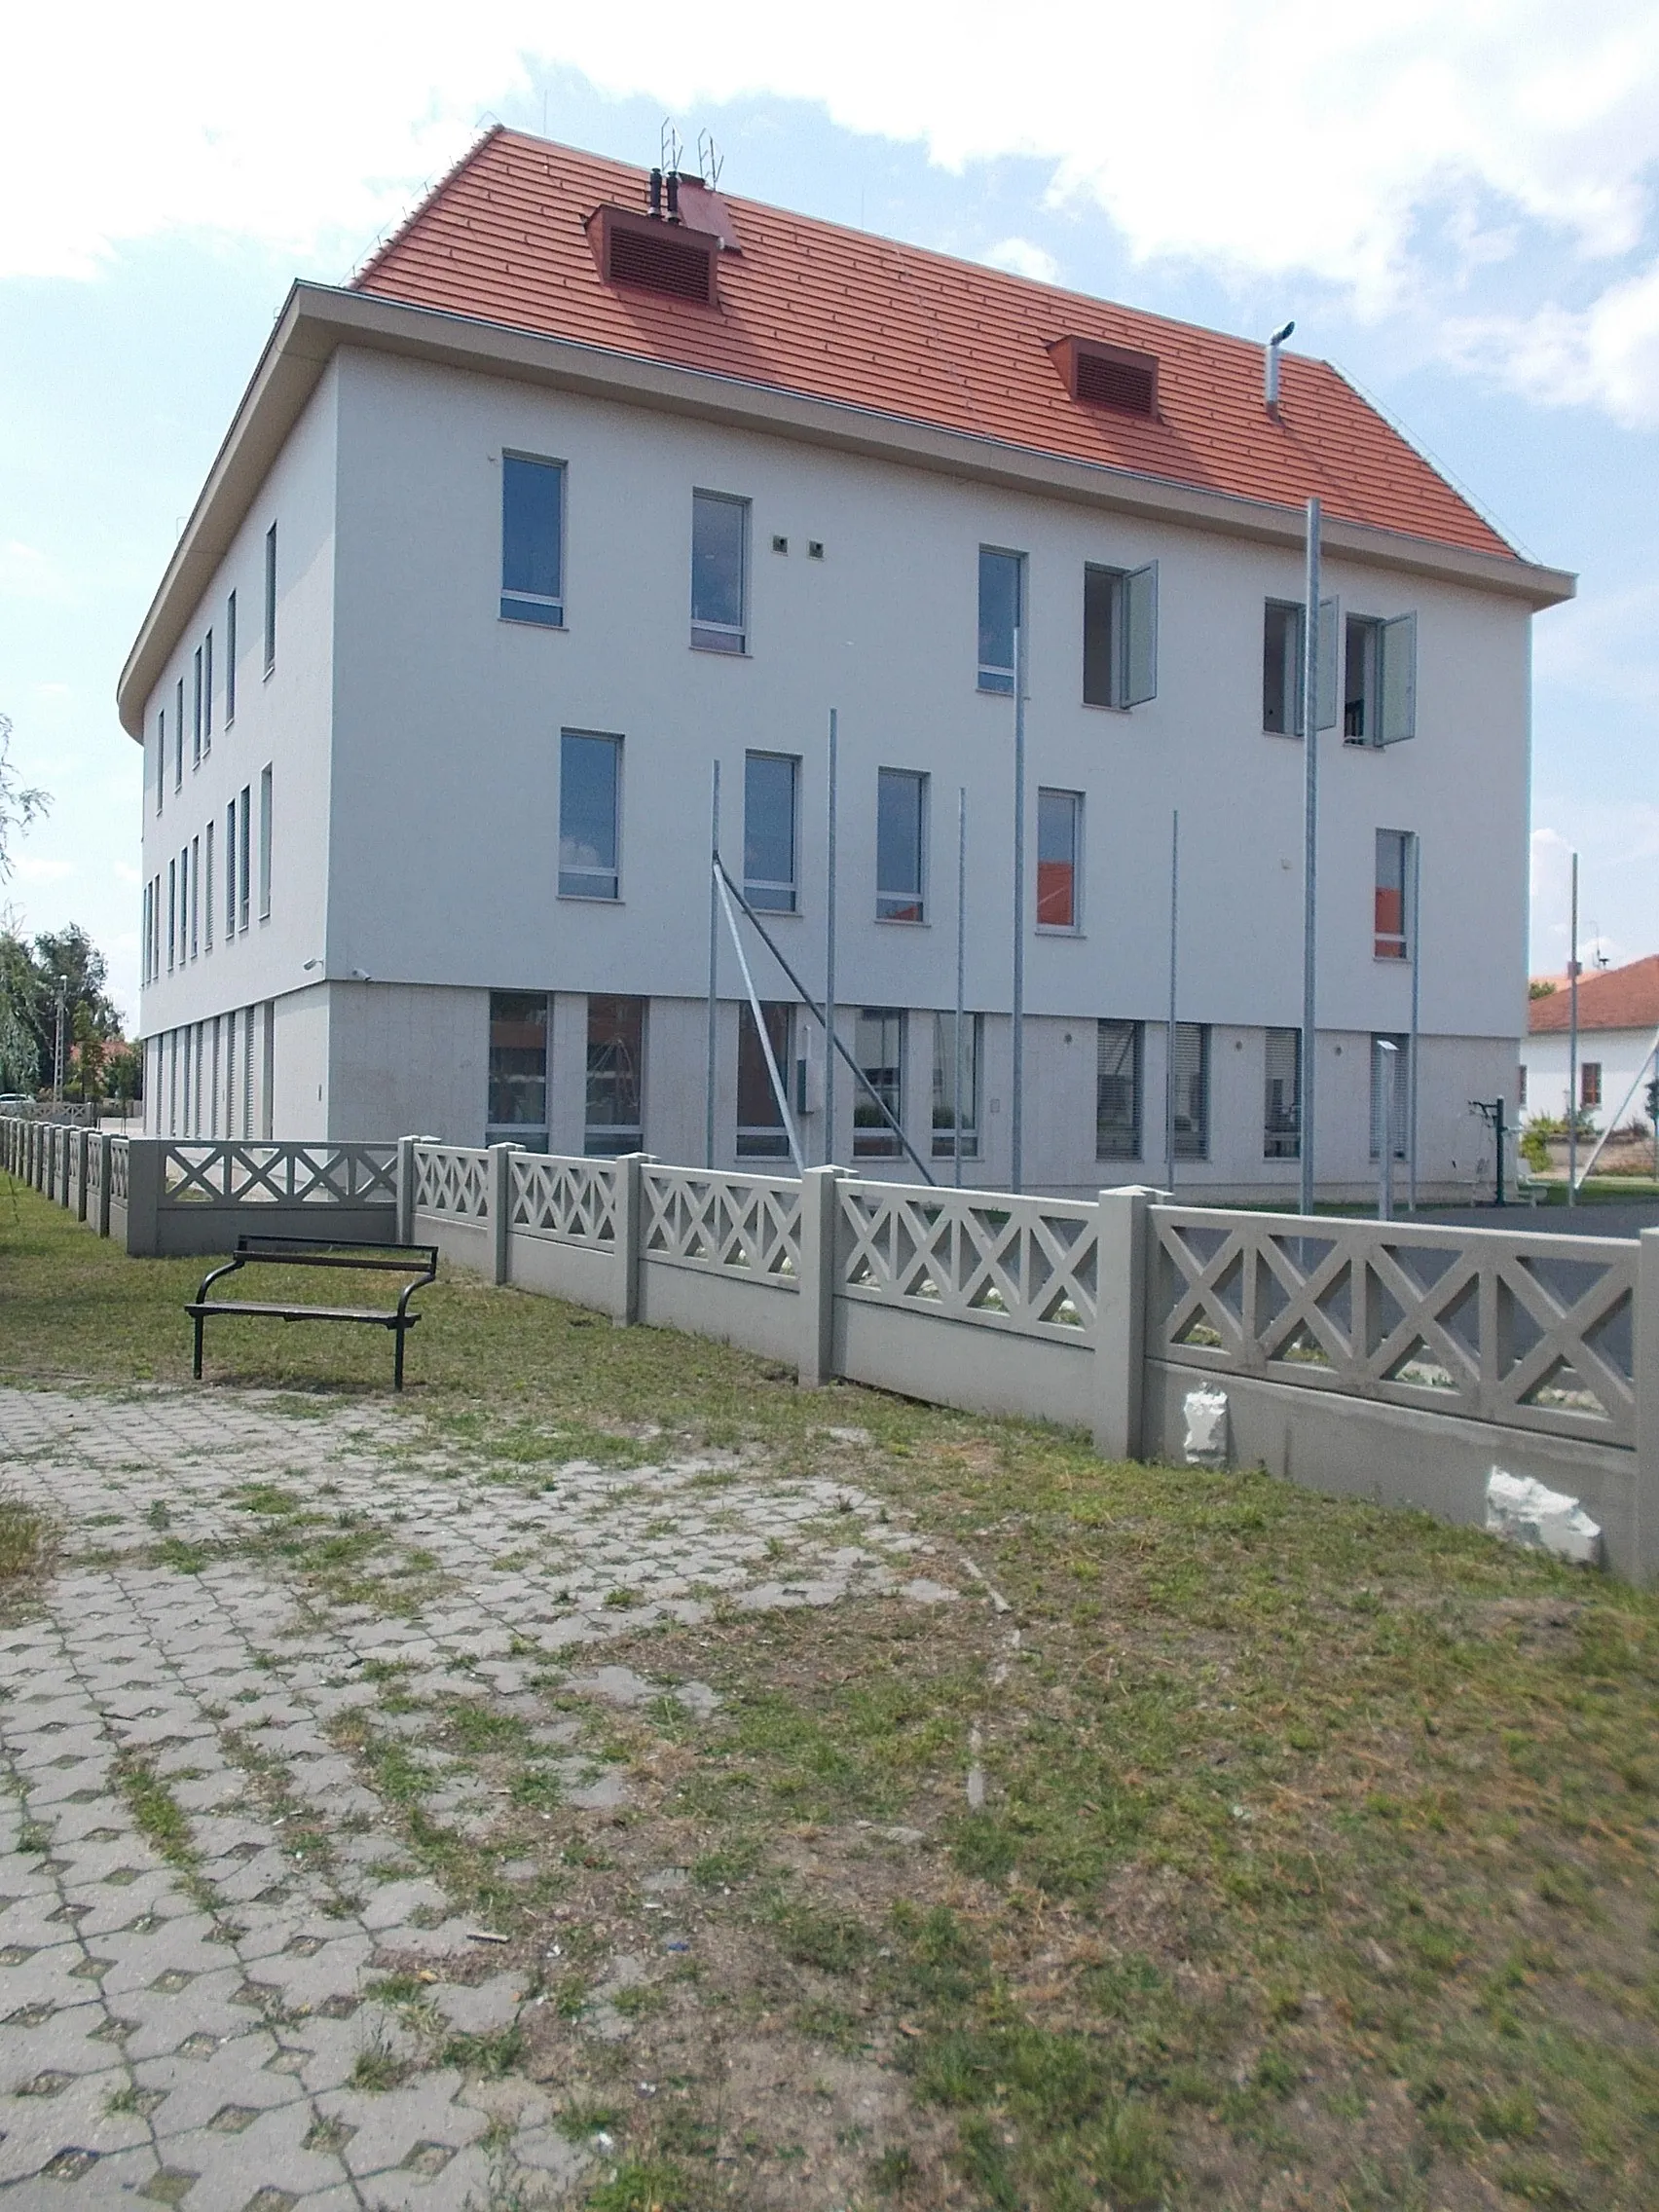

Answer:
[8,1118,1656,1580]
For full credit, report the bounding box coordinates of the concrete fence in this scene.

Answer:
[8,1118,1653,1579]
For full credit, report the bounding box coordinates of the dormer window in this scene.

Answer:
[1050,336,1159,418]
[588,205,718,306]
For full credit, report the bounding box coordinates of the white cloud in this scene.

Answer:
[982,237,1060,285]
[6,4,1659,406]
[1448,258,1659,427]
[13,857,74,883]
[1534,577,1659,711]
[0,540,70,603]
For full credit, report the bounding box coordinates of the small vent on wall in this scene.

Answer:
[608,224,713,302]
[1051,336,1159,419]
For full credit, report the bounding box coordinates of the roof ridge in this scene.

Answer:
[351,123,508,292]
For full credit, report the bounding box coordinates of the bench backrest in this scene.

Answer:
[234,1236,438,1276]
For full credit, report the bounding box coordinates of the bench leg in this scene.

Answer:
[193,1317,204,1382]
[393,1324,405,1392]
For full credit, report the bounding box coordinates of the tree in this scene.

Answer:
[106,1044,142,1117]
[0,715,49,887]
[1529,978,1558,1000]
[71,1008,106,1105]
[0,924,121,1093]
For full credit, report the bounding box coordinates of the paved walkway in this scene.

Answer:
[0,1387,952,2208]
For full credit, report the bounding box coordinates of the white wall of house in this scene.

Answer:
[1524,1026,1659,1131]
[130,339,1539,1193]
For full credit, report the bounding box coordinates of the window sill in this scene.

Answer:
[1082,698,1130,715]
[874,913,928,928]
[557,891,623,904]
[745,896,801,917]
[977,676,1014,698]
[500,602,566,630]
[1036,925,1084,938]
[690,642,750,659]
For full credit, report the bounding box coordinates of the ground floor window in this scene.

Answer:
[1172,1023,1210,1161]
[1096,1019,1142,1160]
[737,1003,793,1158]
[586,995,645,1156]
[854,1008,904,1157]
[488,992,548,1149]
[932,1011,980,1159]
[1264,1026,1300,1159]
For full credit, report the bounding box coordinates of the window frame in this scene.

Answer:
[189,836,200,960]
[258,766,273,921]
[931,1010,981,1160]
[1096,1019,1143,1161]
[174,679,184,791]
[1036,787,1083,931]
[977,545,1022,695]
[486,990,550,1150]
[193,647,203,767]
[499,452,567,628]
[584,994,646,1156]
[1172,1022,1211,1161]
[155,711,165,817]
[737,1002,795,1158]
[263,523,277,676]
[1082,561,1159,709]
[690,490,749,655]
[558,729,623,902]
[203,629,213,749]
[1581,1061,1603,1111]
[743,751,799,914]
[1263,1026,1301,1159]
[166,858,176,973]
[225,591,237,724]
[238,787,251,934]
[203,822,214,953]
[1345,610,1418,747]
[875,767,928,924]
[853,1007,905,1158]
[225,801,238,940]
[1375,828,1411,961]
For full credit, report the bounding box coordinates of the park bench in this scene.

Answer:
[187,1236,438,1389]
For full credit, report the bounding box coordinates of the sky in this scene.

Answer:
[2,1,1657,1028]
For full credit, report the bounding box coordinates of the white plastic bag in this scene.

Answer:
[1183,1387,1229,1468]
[1485,1468,1603,1567]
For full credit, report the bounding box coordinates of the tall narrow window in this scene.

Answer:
[977,546,1021,693]
[737,1003,793,1157]
[487,992,548,1148]
[142,883,153,985]
[192,647,203,766]
[1083,563,1159,708]
[225,591,237,723]
[238,787,251,932]
[263,523,277,675]
[559,731,622,899]
[1096,1020,1142,1160]
[1264,1027,1300,1159]
[854,1008,904,1158]
[155,712,165,816]
[203,630,213,748]
[258,766,273,920]
[500,455,565,626]
[1375,829,1410,960]
[175,678,185,789]
[190,836,200,959]
[1370,1033,1410,1158]
[203,822,214,952]
[691,491,747,653]
[1037,789,1081,929]
[225,802,238,940]
[586,995,645,1155]
[876,768,926,922]
[932,1011,980,1159]
[1581,1062,1602,1111]
[744,753,798,911]
[167,859,176,972]
[1172,1023,1210,1160]
[1262,601,1301,734]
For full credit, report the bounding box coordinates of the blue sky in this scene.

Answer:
[3,5,1657,1024]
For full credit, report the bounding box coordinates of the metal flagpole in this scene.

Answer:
[715,866,805,1173]
[1567,849,1579,1207]
[1299,496,1322,1220]
[1164,810,1179,1196]
[705,759,720,1169]
[825,710,838,1166]
[1408,831,1421,1211]
[1011,623,1026,1194]
[954,787,967,1188]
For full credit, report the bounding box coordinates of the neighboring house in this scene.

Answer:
[1525,957,1659,1129]
[117,129,1573,1198]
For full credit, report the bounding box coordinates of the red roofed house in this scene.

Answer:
[116,130,1572,1197]
[1525,957,1659,1130]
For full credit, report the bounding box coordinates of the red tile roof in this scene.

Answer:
[353,129,1513,561]
[1530,957,1659,1035]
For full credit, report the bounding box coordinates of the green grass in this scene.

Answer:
[7,1181,1659,2209]
[0,1493,49,1588]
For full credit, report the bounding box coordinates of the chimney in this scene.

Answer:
[647,167,663,219]
[1265,320,1295,415]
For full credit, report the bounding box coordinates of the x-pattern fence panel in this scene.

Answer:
[1153,1206,1639,1447]
[160,1143,398,1208]
[838,1181,1096,1337]
[643,1167,801,1284]
[415,1145,490,1221]
[510,1156,618,1245]
[108,1139,129,1202]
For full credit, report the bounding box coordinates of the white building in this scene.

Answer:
[117,130,1572,1199]
[1524,957,1659,1133]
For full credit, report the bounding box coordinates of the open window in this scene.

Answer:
[1262,599,1339,735]
[1083,562,1158,708]
[1346,611,1417,746]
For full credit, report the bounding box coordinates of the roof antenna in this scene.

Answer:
[1265,319,1295,416]
[660,119,683,179]
[697,129,723,189]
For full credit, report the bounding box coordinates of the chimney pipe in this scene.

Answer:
[666,171,681,222]
[1266,320,1295,415]
[648,167,663,218]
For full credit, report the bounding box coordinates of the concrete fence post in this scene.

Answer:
[396,1137,417,1246]
[75,1127,91,1221]
[124,1139,164,1258]
[95,1133,113,1238]
[1092,1186,1161,1462]
[798,1166,844,1389]
[489,1144,513,1286]
[613,1155,651,1326]
[1633,1230,1659,1585]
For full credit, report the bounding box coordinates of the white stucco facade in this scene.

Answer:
[122,288,1569,1198]
[1524,1026,1659,1134]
